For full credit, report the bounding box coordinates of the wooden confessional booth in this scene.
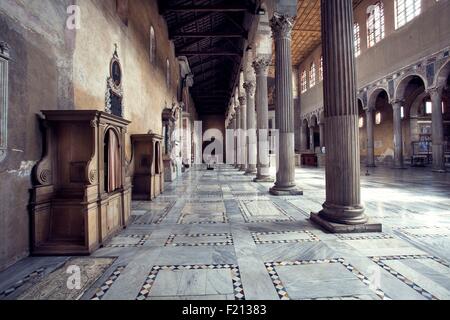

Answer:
[30,111,132,255]
[131,133,164,200]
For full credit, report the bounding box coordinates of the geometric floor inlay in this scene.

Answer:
[396,226,450,239]
[136,264,245,300]
[177,201,228,224]
[336,233,395,241]
[265,259,388,300]
[238,200,295,223]
[106,235,151,248]
[90,266,126,300]
[370,255,450,300]
[165,234,234,247]
[251,230,319,244]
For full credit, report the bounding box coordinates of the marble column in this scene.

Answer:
[239,96,247,171]
[232,115,237,166]
[311,0,381,233]
[392,100,405,169]
[253,57,274,182]
[269,13,302,196]
[366,108,376,167]
[309,125,315,151]
[319,123,325,148]
[429,87,446,172]
[235,106,241,169]
[301,122,308,151]
[244,81,257,175]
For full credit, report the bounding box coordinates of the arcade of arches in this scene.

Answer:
[0,0,450,301]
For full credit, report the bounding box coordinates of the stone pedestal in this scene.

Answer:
[310,0,381,233]
[253,57,274,183]
[269,13,302,196]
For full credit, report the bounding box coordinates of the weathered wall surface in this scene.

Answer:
[0,0,196,271]
[73,0,183,159]
[0,0,74,271]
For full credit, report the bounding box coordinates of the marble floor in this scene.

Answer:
[1,165,450,300]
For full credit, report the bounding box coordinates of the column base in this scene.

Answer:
[366,164,376,168]
[253,176,274,183]
[393,166,408,170]
[432,169,447,173]
[310,212,382,234]
[244,170,257,176]
[269,185,303,196]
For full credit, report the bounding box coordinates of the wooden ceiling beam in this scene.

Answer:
[162,5,249,14]
[176,51,242,57]
[170,32,247,39]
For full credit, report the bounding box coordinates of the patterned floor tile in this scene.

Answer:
[136,264,245,301]
[165,233,234,247]
[265,259,388,301]
[251,230,319,244]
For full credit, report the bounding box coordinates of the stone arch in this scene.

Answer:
[367,87,389,111]
[357,97,365,110]
[309,114,318,127]
[395,73,428,102]
[435,59,450,89]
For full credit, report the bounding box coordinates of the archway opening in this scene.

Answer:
[371,90,394,165]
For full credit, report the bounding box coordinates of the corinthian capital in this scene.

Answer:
[0,41,10,59]
[270,13,295,40]
[428,86,443,98]
[243,81,256,97]
[238,96,247,106]
[252,56,271,75]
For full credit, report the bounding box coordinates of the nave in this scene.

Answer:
[1,166,450,300]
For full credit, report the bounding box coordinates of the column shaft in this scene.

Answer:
[245,82,257,175]
[311,0,377,230]
[235,107,241,169]
[319,123,325,148]
[430,88,446,172]
[239,97,247,171]
[253,57,273,182]
[269,13,302,195]
[366,109,375,167]
[309,126,315,151]
[392,101,405,169]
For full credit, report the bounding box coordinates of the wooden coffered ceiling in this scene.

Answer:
[289,0,365,67]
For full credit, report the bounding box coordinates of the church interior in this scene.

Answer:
[0,0,450,301]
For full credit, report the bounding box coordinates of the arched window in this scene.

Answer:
[354,23,361,57]
[375,112,382,125]
[309,63,316,88]
[166,59,170,88]
[367,2,385,48]
[150,26,156,64]
[395,0,421,29]
[319,56,323,82]
[301,70,307,93]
